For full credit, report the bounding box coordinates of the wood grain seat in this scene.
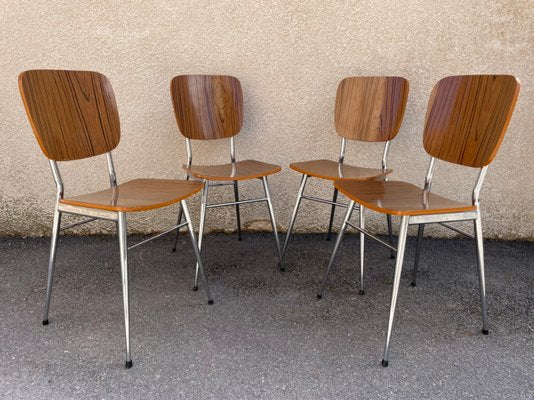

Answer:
[334,180,476,216]
[290,159,391,181]
[60,179,203,212]
[184,159,281,181]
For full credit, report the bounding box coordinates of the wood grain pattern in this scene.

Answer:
[184,159,281,181]
[334,77,409,142]
[334,180,476,216]
[290,159,391,181]
[423,75,520,167]
[170,75,243,140]
[19,70,121,161]
[60,179,203,212]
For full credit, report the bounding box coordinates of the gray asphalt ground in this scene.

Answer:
[0,233,532,399]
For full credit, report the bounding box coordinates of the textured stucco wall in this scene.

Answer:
[0,0,533,238]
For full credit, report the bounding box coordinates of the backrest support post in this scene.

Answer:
[338,138,347,164]
[185,138,193,167]
[472,166,488,207]
[230,137,236,163]
[49,160,64,200]
[423,157,436,192]
[106,152,118,188]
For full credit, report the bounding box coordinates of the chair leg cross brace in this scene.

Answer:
[318,206,490,367]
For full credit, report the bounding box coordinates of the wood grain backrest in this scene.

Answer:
[423,75,520,167]
[19,70,121,161]
[170,75,243,140]
[334,77,409,142]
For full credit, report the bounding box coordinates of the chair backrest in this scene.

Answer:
[170,75,243,140]
[19,70,121,161]
[423,75,520,167]
[334,77,409,142]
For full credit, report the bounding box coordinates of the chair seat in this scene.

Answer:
[334,180,476,216]
[290,159,391,181]
[60,179,203,212]
[184,159,281,181]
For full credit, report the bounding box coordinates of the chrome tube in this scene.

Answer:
[359,205,365,295]
[472,166,488,207]
[281,174,308,266]
[411,224,425,286]
[317,200,355,298]
[49,161,64,200]
[474,215,489,334]
[338,138,347,163]
[262,177,283,270]
[42,208,62,325]
[424,157,436,191]
[326,188,339,241]
[182,200,213,304]
[117,212,132,368]
[382,215,410,367]
[382,140,391,172]
[230,137,236,162]
[106,152,118,187]
[186,138,193,167]
[193,180,209,290]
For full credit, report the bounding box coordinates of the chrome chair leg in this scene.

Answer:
[280,174,308,266]
[42,208,62,325]
[474,216,489,335]
[262,176,284,270]
[359,206,365,295]
[172,175,190,253]
[387,215,395,259]
[117,212,132,369]
[182,200,213,305]
[411,224,425,286]
[382,215,409,367]
[171,207,184,252]
[233,181,242,241]
[317,200,355,299]
[326,188,339,241]
[193,180,209,291]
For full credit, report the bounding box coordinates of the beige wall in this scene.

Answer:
[0,0,533,238]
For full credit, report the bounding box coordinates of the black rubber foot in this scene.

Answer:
[326,237,331,241]
[125,360,133,369]
[42,319,49,326]
[208,299,214,305]
[381,359,389,367]
[410,281,417,287]
[482,329,489,335]
[390,255,395,259]
[359,290,365,295]
[317,294,322,299]
[280,266,285,272]
[192,285,198,291]
[172,248,176,253]
[238,237,242,241]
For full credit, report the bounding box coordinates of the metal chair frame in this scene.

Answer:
[318,156,489,366]
[281,137,395,283]
[172,136,283,285]
[44,152,212,369]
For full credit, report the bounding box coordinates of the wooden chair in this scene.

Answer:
[19,69,213,369]
[170,75,283,285]
[282,77,409,283]
[318,75,520,366]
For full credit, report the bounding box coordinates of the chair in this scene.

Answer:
[19,69,213,369]
[169,75,283,285]
[282,77,409,284]
[318,75,520,366]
